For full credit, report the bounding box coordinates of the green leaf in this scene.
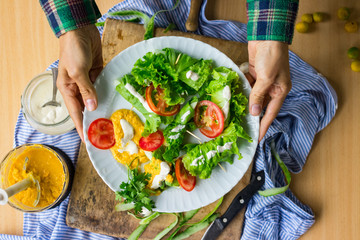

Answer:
[116,75,162,136]
[185,197,223,225]
[153,213,179,240]
[258,141,292,197]
[163,23,176,33]
[128,223,149,240]
[172,213,220,240]
[139,212,160,225]
[182,122,245,179]
[116,168,155,215]
[95,21,105,27]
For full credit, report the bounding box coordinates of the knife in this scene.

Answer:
[201,170,265,240]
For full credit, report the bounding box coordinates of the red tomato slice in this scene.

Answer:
[194,100,225,138]
[175,158,196,192]
[88,118,116,150]
[139,130,164,151]
[146,84,180,116]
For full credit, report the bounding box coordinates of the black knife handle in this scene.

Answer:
[218,170,265,228]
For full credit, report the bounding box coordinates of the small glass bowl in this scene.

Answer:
[0,144,74,212]
[21,71,75,135]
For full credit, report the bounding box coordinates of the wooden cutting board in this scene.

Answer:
[66,19,252,239]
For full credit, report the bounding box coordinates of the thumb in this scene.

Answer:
[249,77,272,116]
[74,70,98,112]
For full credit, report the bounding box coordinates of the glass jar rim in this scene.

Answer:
[0,144,73,212]
[21,71,73,128]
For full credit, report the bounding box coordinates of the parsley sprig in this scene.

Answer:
[115,166,156,215]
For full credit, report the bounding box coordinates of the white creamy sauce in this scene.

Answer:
[222,86,231,119]
[125,83,153,112]
[118,140,138,155]
[120,119,134,147]
[186,70,200,81]
[217,142,233,153]
[190,101,198,109]
[151,162,170,189]
[206,150,217,160]
[168,133,180,140]
[144,151,153,161]
[29,78,68,124]
[181,110,191,123]
[190,155,205,167]
[171,124,185,133]
[140,207,152,217]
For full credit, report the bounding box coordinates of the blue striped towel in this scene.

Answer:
[0,0,337,239]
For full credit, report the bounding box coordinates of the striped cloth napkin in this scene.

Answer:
[0,0,337,239]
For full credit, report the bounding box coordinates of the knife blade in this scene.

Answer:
[201,170,265,240]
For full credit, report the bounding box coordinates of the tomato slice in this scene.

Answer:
[194,100,225,138]
[175,158,196,192]
[145,84,180,116]
[88,118,116,150]
[139,130,164,151]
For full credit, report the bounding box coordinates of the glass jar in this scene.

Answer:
[21,71,75,135]
[0,144,74,212]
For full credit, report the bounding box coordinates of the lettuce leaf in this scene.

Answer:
[131,51,186,106]
[182,122,245,179]
[178,59,213,91]
[116,75,161,136]
[159,97,198,162]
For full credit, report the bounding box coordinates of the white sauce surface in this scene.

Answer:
[171,124,186,133]
[118,140,138,155]
[181,110,191,123]
[221,86,231,119]
[206,150,217,160]
[168,133,180,140]
[151,162,170,189]
[120,119,134,147]
[29,78,68,124]
[125,83,153,112]
[190,155,205,167]
[217,142,233,153]
[186,70,200,81]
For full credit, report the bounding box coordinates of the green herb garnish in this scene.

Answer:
[116,167,155,215]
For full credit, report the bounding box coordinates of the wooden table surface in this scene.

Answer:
[1,0,359,239]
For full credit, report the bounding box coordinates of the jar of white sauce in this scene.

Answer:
[21,71,75,135]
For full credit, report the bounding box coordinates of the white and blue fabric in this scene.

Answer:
[0,0,337,239]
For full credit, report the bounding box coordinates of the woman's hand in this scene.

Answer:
[58,24,103,141]
[247,41,292,141]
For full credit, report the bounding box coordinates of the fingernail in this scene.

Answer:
[86,99,96,111]
[251,104,261,116]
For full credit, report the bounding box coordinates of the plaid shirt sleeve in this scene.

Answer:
[247,0,299,44]
[39,0,101,38]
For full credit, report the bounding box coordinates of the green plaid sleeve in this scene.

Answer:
[39,0,101,38]
[247,0,299,44]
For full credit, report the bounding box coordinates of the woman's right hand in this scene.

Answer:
[57,24,103,141]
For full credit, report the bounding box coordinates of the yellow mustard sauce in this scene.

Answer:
[110,109,148,169]
[7,145,65,208]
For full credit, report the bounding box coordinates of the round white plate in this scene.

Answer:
[83,36,259,213]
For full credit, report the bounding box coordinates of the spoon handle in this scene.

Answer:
[0,177,33,205]
[51,68,59,102]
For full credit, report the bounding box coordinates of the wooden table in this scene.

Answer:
[1,0,359,239]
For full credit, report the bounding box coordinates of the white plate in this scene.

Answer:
[83,36,259,213]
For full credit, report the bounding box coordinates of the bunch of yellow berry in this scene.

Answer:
[337,7,358,33]
[347,47,360,72]
[295,12,325,33]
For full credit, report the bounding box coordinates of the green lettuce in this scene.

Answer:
[182,122,246,179]
[116,74,161,136]
[131,51,186,106]
[178,59,213,91]
[158,97,198,162]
